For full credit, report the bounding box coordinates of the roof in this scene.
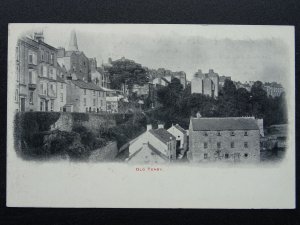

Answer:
[71,79,104,91]
[190,117,259,131]
[149,128,176,144]
[161,77,171,84]
[174,124,187,134]
[128,143,169,161]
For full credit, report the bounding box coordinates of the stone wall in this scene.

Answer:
[89,141,118,162]
[51,112,117,133]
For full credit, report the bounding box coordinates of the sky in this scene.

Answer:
[18,24,293,87]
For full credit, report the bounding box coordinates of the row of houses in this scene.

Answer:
[126,116,263,164]
[15,31,121,113]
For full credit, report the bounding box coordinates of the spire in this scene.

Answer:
[68,30,79,51]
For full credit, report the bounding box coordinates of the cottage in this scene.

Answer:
[188,117,260,163]
[127,124,176,164]
[167,124,188,158]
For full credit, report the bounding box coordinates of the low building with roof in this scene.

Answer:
[127,124,176,164]
[167,124,188,158]
[188,116,260,163]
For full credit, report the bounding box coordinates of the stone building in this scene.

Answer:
[65,79,106,113]
[263,82,284,97]
[57,30,90,82]
[191,69,219,98]
[15,36,38,112]
[219,75,231,88]
[188,117,260,163]
[127,124,177,164]
[15,33,62,112]
[148,68,187,89]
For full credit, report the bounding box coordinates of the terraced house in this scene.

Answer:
[15,32,62,112]
[65,79,106,113]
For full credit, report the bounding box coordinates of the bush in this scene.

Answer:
[72,113,89,122]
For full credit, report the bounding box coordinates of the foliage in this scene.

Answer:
[107,58,149,90]
[101,113,147,148]
[148,79,287,128]
[72,112,89,122]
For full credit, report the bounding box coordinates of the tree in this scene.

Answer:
[107,58,149,90]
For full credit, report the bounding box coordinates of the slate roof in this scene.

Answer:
[174,124,187,134]
[148,143,169,160]
[190,117,259,131]
[128,143,169,161]
[149,128,176,144]
[71,79,105,91]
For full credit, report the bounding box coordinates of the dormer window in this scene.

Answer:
[244,131,248,136]
[217,131,221,136]
[204,132,208,136]
[230,131,235,136]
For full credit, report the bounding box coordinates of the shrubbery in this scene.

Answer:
[14,111,143,160]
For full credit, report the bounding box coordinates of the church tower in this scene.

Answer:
[68,30,79,51]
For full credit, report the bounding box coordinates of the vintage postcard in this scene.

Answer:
[7,24,295,208]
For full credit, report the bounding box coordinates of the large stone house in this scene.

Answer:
[188,117,260,163]
[15,36,39,112]
[127,124,177,164]
[15,33,62,112]
[191,69,219,98]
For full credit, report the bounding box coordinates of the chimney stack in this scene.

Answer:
[147,124,152,131]
[158,124,164,129]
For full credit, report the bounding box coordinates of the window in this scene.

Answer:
[204,142,208,149]
[100,100,103,106]
[230,131,235,136]
[86,107,88,112]
[40,66,43,76]
[50,84,53,91]
[93,99,96,106]
[204,153,208,159]
[84,89,86,95]
[29,54,33,64]
[61,83,63,89]
[244,131,248,136]
[49,68,53,78]
[84,98,87,106]
[40,101,43,111]
[217,142,221,148]
[16,46,19,61]
[225,153,229,159]
[46,51,49,62]
[29,91,33,104]
[60,93,63,102]
[15,89,18,102]
[217,131,221,136]
[29,71,32,83]
[41,50,44,61]
[50,100,54,111]
[93,90,95,96]
[50,53,54,64]
[43,66,47,77]
[244,153,248,158]
[244,142,248,148]
[204,132,208,136]
[231,142,235,148]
